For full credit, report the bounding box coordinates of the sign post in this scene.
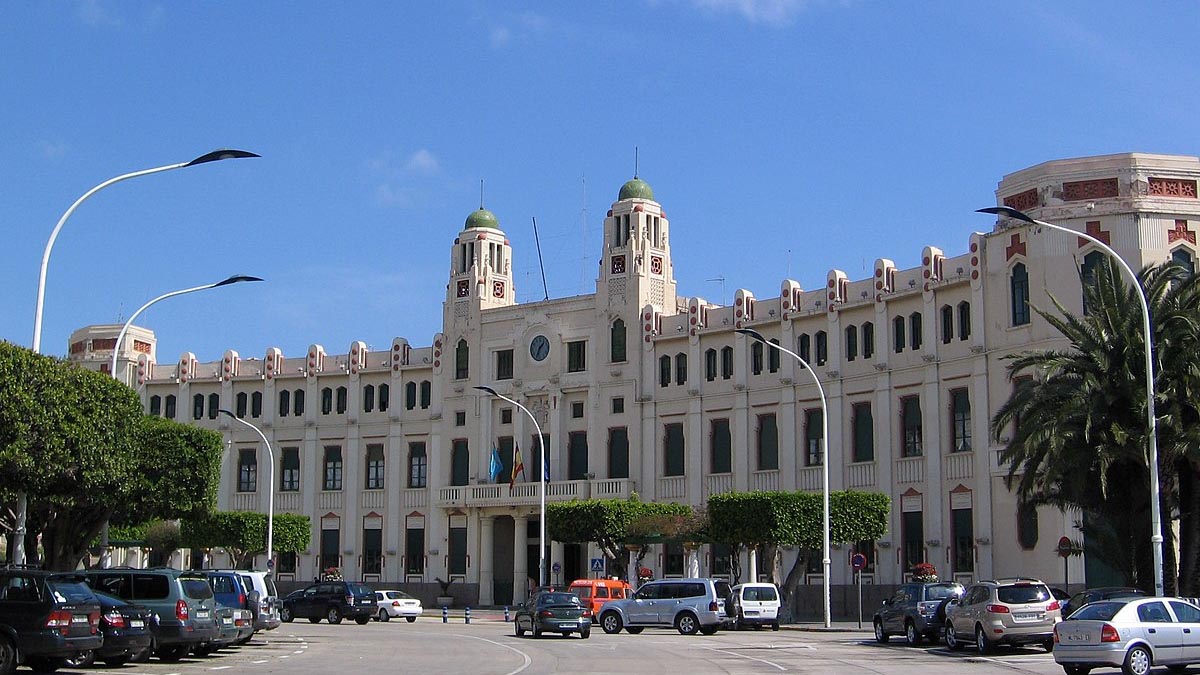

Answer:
[1057,536,1074,594]
[851,553,867,629]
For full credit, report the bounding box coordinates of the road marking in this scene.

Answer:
[209,666,232,671]
[450,633,532,675]
[253,659,269,663]
[293,650,304,654]
[700,645,788,671]
[279,654,289,658]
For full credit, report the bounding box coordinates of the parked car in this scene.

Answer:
[373,590,423,622]
[280,580,376,624]
[236,570,282,633]
[82,567,220,662]
[567,578,634,616]
[205,570,273,644]
[0,567,102,673]
[1053,597,1200,675]
[730,582,782,631]
[597,578,731,636]
[197,606,253,656]
[945,577,1061,653]
[873,581,964,646]
[65,590,155,668]
[1061,587,1147,620]
[514,591,591,638]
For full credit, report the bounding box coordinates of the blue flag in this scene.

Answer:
[489,447,503,483]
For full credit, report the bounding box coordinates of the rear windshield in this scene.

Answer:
[925,584,961,600]
[347,583,373,596]
[997,585,1050,604]
[1071,602,1123,621]
[182,578,214,600]
[715,581,732,600]
[384,591,413,600]
[539,593,581,606]
[133,574,170,600]
[744,586,778,602]
[47,580,96,604]
[264,576,278,597]
[209,575,237,594]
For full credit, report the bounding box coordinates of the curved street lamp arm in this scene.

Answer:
[219,409,276,570]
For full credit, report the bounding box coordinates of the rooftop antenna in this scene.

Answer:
[706,275,727,306]
[479,179,485,209]
[634,146,639,178]
[578,175,589,292]
[532,216,550,301]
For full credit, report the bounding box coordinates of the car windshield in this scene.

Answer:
[997,585,1049,604]
[47,579,96,604]
[926,584,961,600]
[348,583,373,596]
[1071,601,1125,621]
[744,586,778,601]
[385,591,414,600]
[181,578,214,600]
[539,593,580,606]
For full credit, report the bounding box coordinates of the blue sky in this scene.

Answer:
[2,1,1197,363]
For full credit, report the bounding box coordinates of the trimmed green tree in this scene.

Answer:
[546,496,691,580]
[182,511,311,569]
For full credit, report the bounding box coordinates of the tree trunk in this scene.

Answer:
[780,552,807,623]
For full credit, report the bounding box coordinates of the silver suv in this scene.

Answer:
[598,578,731,635]
[945,577,1061,653]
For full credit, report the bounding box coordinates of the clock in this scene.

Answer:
[530,335,550,362]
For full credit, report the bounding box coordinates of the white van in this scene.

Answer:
[235,571,281,632]
[730,582,781,630]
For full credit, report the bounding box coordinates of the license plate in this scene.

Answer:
[196,611,209,619]
[745,610,759,616]
[559,623,577,628]
[130,620,144,628]
[1013,612,1039,620]
[222,618,232,625]
[71,616,89,624]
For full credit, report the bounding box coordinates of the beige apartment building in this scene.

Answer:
[70,152,1200,611]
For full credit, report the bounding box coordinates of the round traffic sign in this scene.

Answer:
[1057,536,1074,558]
[552,562,561,574]
[850,553,867,570]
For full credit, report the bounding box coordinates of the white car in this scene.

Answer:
[1054,596,1200,675]
[374,590,423,622]
[730,582,781,630]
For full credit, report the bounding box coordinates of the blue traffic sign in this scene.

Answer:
[590,558,605,572]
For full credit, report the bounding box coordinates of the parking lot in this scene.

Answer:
[46,618,1097,675]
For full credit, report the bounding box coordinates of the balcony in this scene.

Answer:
[797,466,822,492]
[276,492,301,512]
[847,461,876,488]
[657,476,685,500]
[704,474,733,498]
[895,456,925,484]
[944,451,974,480]
[435,478,637,509]
[751,470,779,492]
[231,492,258,511]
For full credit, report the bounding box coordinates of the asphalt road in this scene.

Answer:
[44,618,1142,675]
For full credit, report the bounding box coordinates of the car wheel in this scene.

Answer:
[65,650,95,668]
[406,616,417,623]
[874,619,889,643]
[102,656,130,667]
[601,612,623,634]
[280,606,293,623]
[1062,666,1092,675]
[308,616,321,623]
[355,616,371,625]
[194,644,215,657]
[625,627,644,634]
[975,625,994,654]
[377,608,390,622]
[130,646,151,663]
[515,620,525,637]
[533,625,542,638]
[1122,644,1152,675]
[1043,638,1055,652]
[327,607,343,624]
[945,621,964,651]
[25,656,66,673]
[700,626,719,635]
[676,612,700,636]
[157,645,188,662]
[905,621,922,647]
[772,623,780,631]
[580,628,591,639]
[0,636,13,675]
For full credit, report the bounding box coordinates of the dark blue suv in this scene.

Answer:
[0,568,103,673]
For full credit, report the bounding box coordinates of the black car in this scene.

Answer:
[66,590,155,668]
[514,592,591,639]
[280,581,376,625]
[1061,586,1147,619]
[0,567,103,673]
[873,581,964,646]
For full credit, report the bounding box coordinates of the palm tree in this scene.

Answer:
[992,260,1200,594]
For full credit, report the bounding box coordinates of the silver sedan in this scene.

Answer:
[1053,596,1200,675]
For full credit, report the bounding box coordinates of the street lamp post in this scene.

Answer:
[736,328,831,628]
[219,410,276,574]
[98,274,263,567]
[979,205,1164,596]
[474,386,547,589]
[17,149,258,566]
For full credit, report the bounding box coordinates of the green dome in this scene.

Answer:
[464,208,500,230]
[618,177,654,201]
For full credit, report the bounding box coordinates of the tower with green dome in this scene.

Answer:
[446,203,516,328]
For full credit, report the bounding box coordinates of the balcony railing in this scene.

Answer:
[751,470,778,492]
[276,492,301,512]
[232,492,258,511]
[847,461,876,488]
[657,476,685,500]
[797,466,822,492]
[435,478,636,508]
[318,490,345,510]
[361,489,385,510]
[894,456,925,484]
[704,473,733,498]
[944,451,974,480]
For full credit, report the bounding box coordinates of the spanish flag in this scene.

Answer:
[510,443,526,488]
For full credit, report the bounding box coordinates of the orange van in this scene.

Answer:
[568,578,634,615]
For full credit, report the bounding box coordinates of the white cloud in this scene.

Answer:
[78,0,122,27]
[39,141,69,159]
[490,26,511,48]
[686,0,811,26]
[368,149,443,207]
[404,149,440,175]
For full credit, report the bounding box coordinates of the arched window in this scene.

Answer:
[768,339,780,373]
[1017,502,1039,550]
[720,346,734,380]
[1081,250,1106,314]
[845,325,857,362]
[815,331,827,366]
[335,386,347,414]
[236,392,248,418]
[379,383,390,412]
[363,384,375,412]
[193,394,205,420]
[909,312,922,350]
[659,355,671,387]
[251,391,262,418]
[704,348,717,381]
[893,316,906,353]
[957,302,971,340]
[455,339,469,380]
[751,341,764,375]
[149,395,162,416]
[940,305,953,345]
[293,389,305,416]
[1011,263,1030,326]
[406,381,417,410]
[164,394,176,419]
[321,387,333,415]
[610,319,627,363]
[207,393,219,420]
[278,390,290,418]
[419,380,431,409]
[675,353,687,385]
[798,334,811,362]
[862,322,875,359]
[1173,248,1195,276]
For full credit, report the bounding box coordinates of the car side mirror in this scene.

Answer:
[947,598,959,606]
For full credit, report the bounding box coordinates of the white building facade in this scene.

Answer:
[71,153,1200,612]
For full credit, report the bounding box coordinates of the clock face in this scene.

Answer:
[530,335,550,362]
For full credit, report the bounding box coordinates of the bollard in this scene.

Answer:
[504,606,510,622]
[465,606,471,624]
[442,606,448,623]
